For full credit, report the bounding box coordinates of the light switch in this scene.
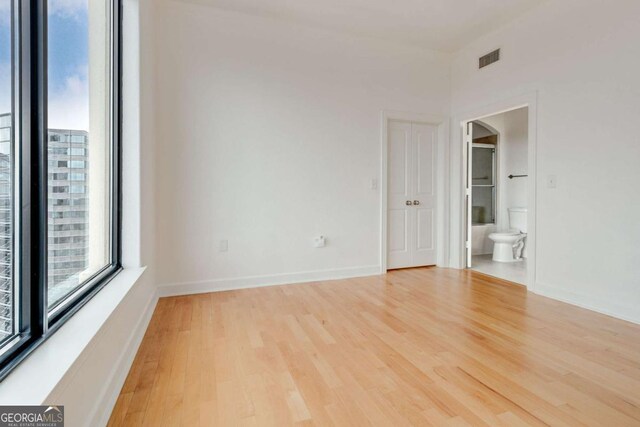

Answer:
[547,175,557,189]
[219,239,228,252]
[370,179,378,190]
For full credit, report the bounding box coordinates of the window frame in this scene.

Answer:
[0,0,123,381]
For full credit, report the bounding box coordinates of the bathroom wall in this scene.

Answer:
[472,122,494,139]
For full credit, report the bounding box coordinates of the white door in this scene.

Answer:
[388,120,438,269]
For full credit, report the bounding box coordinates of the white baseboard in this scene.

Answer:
[158,265,381,297]
[532,282,640,325]
[90,288,159,427]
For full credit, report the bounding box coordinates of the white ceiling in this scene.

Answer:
[179,0,545,52]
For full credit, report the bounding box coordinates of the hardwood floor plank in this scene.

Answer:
[109,268,640,426]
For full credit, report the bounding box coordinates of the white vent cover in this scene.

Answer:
[479,49,500,69]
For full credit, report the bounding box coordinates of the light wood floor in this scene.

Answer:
[108,268,640,426]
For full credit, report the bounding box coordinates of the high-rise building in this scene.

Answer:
[47,128,90,307]
[0,113,90,340]
[0,114,12,341]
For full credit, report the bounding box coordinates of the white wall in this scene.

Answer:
[153,1,451,290]
[500,109,528,226]
[450,0,640,323]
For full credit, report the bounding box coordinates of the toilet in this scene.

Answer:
[489,207,527,262]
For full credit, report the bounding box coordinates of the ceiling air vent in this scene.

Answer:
[479,49,500,69]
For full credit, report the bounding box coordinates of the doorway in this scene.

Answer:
[387,120,438,269]
[465,107,530,285]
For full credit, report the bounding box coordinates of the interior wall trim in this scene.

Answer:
[532,282,640,325]
[157,265,382,298]
[87,289,159,427]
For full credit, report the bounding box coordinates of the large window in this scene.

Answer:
[0,0,121,379]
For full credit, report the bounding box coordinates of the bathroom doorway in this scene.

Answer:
[466,107,529,285]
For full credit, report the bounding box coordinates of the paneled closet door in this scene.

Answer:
[388,121,437,269]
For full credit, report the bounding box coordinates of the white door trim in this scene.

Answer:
[451,92,538,289]
[380,110,448,273]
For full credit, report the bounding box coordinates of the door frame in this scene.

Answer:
[453,92,538,289]
[380,110,448,273]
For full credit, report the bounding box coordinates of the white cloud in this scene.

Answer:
[0,0,91,129]
[0,0,11,27]
[0,1,12,114]
[48,71,89,131]
[0,0,88,26]
[0,1,11,112]
[0,63,89,131]
[48,1,90,130]
[0,63,89,130]
[49,0,88,19]
[0,63,11,115]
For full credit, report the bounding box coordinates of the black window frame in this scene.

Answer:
[0,0,123,381]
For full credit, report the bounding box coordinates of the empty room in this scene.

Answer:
[0,0,639,425]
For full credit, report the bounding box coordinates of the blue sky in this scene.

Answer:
[1,0,89,130]
[0,0,12,116]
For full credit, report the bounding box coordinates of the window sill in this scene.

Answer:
[0,267,146,404]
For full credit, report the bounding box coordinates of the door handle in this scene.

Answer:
[406,201,412,206]
[413,200,420,206]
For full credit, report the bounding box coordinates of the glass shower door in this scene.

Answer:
[471,145,496,225]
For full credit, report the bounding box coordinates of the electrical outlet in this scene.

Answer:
[219,239,228,252]
[314,236,326,248]
[370,178,378,190]
[547,175,557,189]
